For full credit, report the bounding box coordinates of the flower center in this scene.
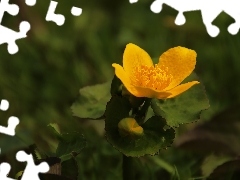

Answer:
[131,64,173,90]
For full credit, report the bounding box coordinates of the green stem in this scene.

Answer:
[135,98,151,125]
[122,155,135,180]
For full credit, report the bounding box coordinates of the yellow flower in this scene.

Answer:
[112,43,200,99]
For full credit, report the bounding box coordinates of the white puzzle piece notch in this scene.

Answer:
[0,99,19,136]
[0,116,19,136]
[16,151,50,180]
[0,0,31,54]
[0,0,19,22]
[149,0,240,37]
[0,163,16,180]
[129,0,138,4]
[71,6,82,16]
[46,1,65,26]
[0,99,9,111]
[25,0,37,6]
[0,21,30,54]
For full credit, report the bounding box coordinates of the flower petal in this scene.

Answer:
[112,63,172,98]
[158,46,197,90]
[165,81,200,98]
[134,86,172,98]
[123,43,153,76]
[112,63,140,96]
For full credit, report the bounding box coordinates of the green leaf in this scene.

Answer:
[47,123,61,138]
[105,96,175,157]
[151,73,209,127]
[28,144,42,160]
[71,81,111,119]
[56,132,86,161]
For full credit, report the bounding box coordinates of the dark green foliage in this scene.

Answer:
[151,73,209,127]
[105,96,175,157]
[71,81,111,119]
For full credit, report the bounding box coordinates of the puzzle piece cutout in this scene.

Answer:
[0,151,50,180]
[151,0,240,37]
[25,0,37,6]
[46,1,65,26]
[129,0,138,4]
[131,0,240,37]
[0,99,9,111]
[46,0,82,25]
[0,21,30,54]
[0,0,34,54]
[71,6,82,16]
[0,116,19,136]
[0,162,15,180]
[0,99,49,179]
[0,99,19,136]
[16,151,50,180]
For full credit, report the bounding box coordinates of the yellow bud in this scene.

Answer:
[118,118,144,137]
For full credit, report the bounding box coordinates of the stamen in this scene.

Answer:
[131,64,172,90]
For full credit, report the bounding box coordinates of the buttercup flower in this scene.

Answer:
[112,43,199,99]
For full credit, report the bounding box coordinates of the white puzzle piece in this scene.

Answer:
[0,0,31,54]
[16,151,50,180]
[0,100,9,111]
[0,116,19,136]
[151,0,240,37]
[131,0,240,37]
[46,1,65,26]
[71,6,82,16]
[0,163,15,180]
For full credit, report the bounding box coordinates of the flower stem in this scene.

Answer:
[135,98,151,125]
[122,155,135,180]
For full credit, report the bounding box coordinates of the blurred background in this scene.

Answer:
[0,0,240,179]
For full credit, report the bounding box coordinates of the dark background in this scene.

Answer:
[0,0,240,179]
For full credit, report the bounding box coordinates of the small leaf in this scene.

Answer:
[28,144,42,160]
[15,171,24,179]
[105,96,175,157]
[48,123,61,138]
[151,73,209,127]
[56,132,86,161]
[71,81,111,119]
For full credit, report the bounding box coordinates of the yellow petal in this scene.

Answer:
[134,86,172,99]
[112,63,140,96]
[158,46,197,90]
[112,63,172,98]
[123,43,153,76]
[165,81,200,98]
